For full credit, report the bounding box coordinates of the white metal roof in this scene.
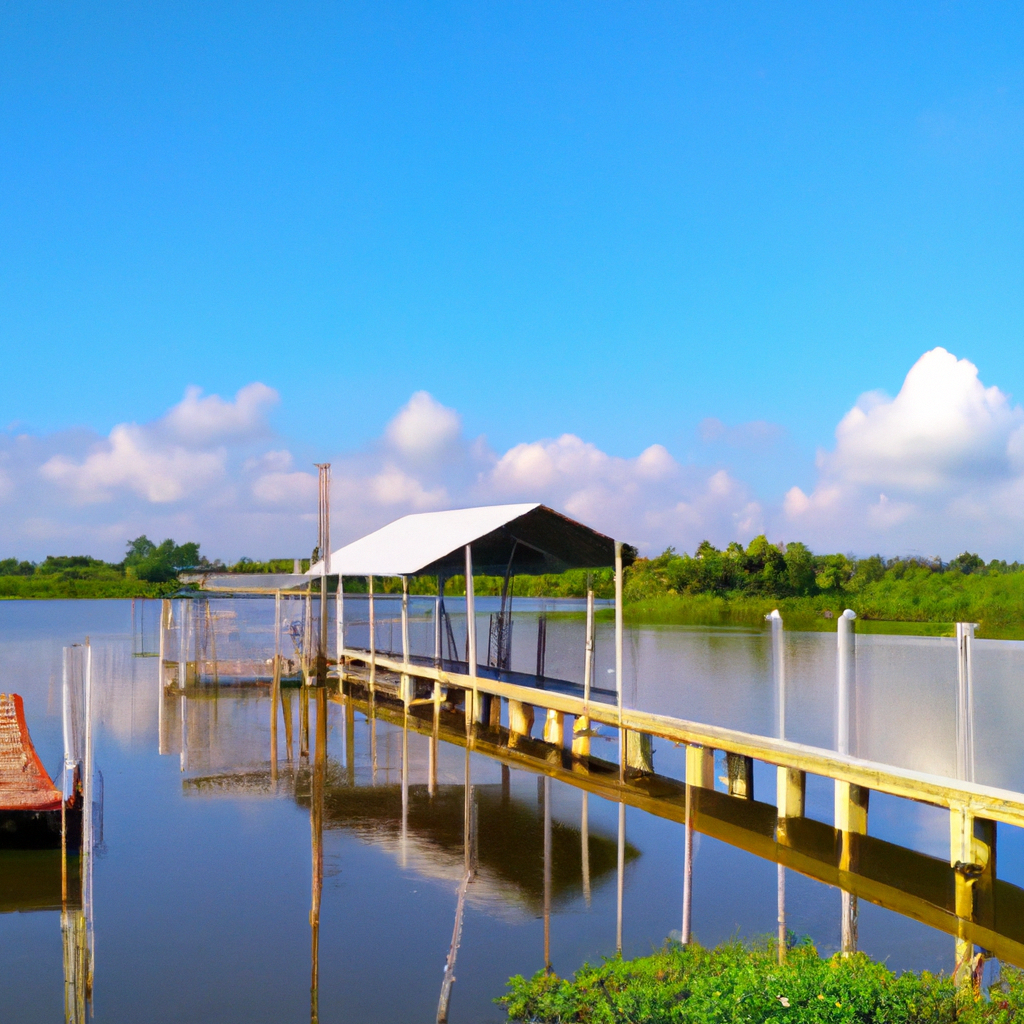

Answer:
[309,503,620,577]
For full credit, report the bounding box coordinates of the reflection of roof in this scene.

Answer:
[0,850,81,913]
[310,503,623,577]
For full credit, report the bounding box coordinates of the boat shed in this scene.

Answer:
[308,502,627,578]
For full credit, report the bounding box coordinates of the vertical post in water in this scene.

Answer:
[83,640,94,991]
[433,577,444,706]
[368,576,376,697]
[543,775,552,971]
[614,541,624,778]
[616,800,625,953]
[465,545,479,726]
[768,607,789,959]
[835,608,863,954]
[836,609,856,756]
[956,623,977,784]
[336,575,344,679]
[315,463,331,687]
[581,792,591,906]
[401,576,412,705]
[683,745,714,944]
[271,591,282,786]
[573,585,595,757]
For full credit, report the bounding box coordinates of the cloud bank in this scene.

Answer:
[784,347,1024,555]
[4,347,1024,562]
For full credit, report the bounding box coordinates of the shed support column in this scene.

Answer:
[336,577,344,677]
[726,753,754,799]
[951,805,996,989]
[400,576,412,705]
[465,545,483,726]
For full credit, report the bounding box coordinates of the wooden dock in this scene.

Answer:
[336,646,1022,972]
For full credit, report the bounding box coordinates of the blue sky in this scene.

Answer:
[1,3,1022,560]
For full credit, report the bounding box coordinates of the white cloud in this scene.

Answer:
[41,423,226,503]
[784,348,1024,555]
[163,383,278,444]
[384,391,462,463]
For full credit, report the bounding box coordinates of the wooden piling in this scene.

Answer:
[727,752,754,799]
[625,731,654,774]
[508,700,534,745]
[543,709,565,747]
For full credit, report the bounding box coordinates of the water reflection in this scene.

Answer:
[7,600,1024,1022]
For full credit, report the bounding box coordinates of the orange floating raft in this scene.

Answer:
[0,693,62,813]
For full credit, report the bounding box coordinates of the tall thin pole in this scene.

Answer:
[681,784,693,944]
[465,545,477,727]
[543,775,552,971]
[956,622,977,783]
[315,463,331,685]
[401,575,411,705]
[368,576,376,697]
[614,541,624,778]
[581,792,591,906]
[616,800,625,953]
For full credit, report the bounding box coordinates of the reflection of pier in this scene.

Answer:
[157,499,1024,998]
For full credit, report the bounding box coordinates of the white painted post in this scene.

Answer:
[368,576,376,696]
[616,799,625,952]
[768,609,784,739]
[836,609,856,756]
[584,586,595,704]
[956,623,977,783]
[615,541,624,775]
[401,575,411,705]
[336,576,344,674]
[464,546,477,674]
[465,545,478,724]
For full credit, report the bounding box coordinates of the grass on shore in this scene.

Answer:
[501,939,1024,1023]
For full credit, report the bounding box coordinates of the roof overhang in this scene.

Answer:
[310,503,630,578]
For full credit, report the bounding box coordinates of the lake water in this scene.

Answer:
[3,598,1024,1022]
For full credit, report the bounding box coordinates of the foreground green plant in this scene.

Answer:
[500,939,1024,1023]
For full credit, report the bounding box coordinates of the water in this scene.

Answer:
[3,598,1024,1022]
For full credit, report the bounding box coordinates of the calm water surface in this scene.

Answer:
[3,599,1024,1022]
